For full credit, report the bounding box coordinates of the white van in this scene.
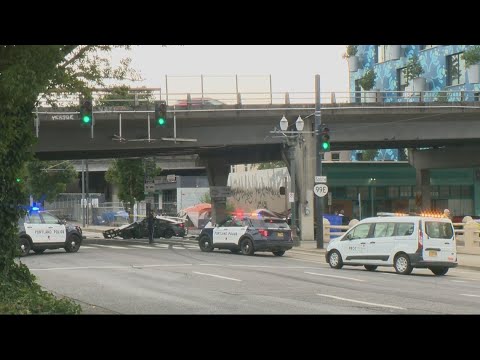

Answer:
[325,215,457,275]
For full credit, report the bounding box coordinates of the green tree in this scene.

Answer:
[0,45,140,313]
[23,160,77,204]
[257,161,286,170]
[96,85,154,107]
[105,158,161,220]
[403,54,424,85]
[362,149,379,161]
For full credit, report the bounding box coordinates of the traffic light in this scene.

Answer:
[80,97,93,126]
[154,101,167,127]
[320,127,331,152]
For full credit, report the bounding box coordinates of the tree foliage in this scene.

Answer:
[96,85,154,107]
[22,160,77,204]
[257,161,286,170]
[0,45,140,312]
[105,158,161,217]
[362,149,379,161]
[403,54,424,85]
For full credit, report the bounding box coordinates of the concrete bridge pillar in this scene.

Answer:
[415,168,431,212]
[204,157,230,225]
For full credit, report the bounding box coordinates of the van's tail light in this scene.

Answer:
[259,229,269,237]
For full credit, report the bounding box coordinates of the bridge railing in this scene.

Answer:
[36,89,480,110]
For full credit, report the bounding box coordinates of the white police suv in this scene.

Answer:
[198,215,293,256]
[17,208,84,256]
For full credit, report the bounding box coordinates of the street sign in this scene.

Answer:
[315,176,327,183]
[314,184,329,197]
[288,192,295,202]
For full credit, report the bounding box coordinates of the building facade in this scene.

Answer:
[349,45,480,161]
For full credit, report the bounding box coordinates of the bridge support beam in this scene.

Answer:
[204,157,230,225]
[415,168,431,212]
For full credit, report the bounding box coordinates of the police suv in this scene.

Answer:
[18,209,84,256]
[325,213,457,275]
[198,215,293,256]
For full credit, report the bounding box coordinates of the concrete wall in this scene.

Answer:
[177,187,210,212]
[228,168,289,213]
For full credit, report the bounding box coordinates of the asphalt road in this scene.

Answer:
[19,238,480,314]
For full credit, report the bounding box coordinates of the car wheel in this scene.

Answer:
[19,238,31,257]
[65,234,81,253]
[240,238,255,256]
[429,267,449,276]
[328,250,343,269]
[33,249,45,254]
[394,253,413,275]
[230,249,240,254]
[198,235,213,252]
[272,250,285,256]
[164,229,175,239]
[364,265,378,271]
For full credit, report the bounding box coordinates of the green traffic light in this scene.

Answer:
[82,115,91,124]
[16,178,21,183]
[322,142,330,151]
[158,118,165,126]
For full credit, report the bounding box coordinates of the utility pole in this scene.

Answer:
[315,74,325,249]
[86,159,89,226]
[81,160,85,228]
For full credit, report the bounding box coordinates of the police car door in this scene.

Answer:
[212,218,247,245]
[24,212,48,243]
[40,212,66,243]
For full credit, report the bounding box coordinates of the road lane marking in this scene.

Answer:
[92,244,133,249]
[80,246,96,249]
[184,245,199,249]
[172,246,187,250]
[129,245,162,249]
[460,294,480,298]
[317,294,406,310]
[305,271,365,282]
[30,264,194,271]
[451,280,467,283]
[193,271,242,282]
[154,244,169,248]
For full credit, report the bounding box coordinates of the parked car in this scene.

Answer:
[17,209,84,256]
[198,215,293,256]
[175,97,225,107]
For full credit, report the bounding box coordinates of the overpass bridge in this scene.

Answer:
[31,90,480,242]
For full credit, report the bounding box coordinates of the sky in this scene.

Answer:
[110,46,349,101]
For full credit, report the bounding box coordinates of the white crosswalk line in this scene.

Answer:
[80,246,96,249]
[172,246,187,250]
[184,245,199,249]
[153,244,169,248]
[93,244,132,249]
[129,245,163,249]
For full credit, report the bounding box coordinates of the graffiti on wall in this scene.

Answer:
[227,168,290,213]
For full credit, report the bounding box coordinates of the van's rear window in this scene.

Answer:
[425,221,454,239]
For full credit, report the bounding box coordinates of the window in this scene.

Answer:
[425,221,453,239]
[420,45,436,50]
[439,186,449,198]
[346,186,358,199]
[27,213,42,224]
[399,186,412,197]
[447,52,465,86]
[397,67,408,92]
[320,153,325,160]
[388,186,399,198]
[377,45,386,63]
[349,223,372,239]
[331,153,340,161]
[395,223,414,236]
[41,212,59,224]
[373,222,395,238]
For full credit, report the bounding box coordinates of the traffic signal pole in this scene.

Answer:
[315,75,324,249]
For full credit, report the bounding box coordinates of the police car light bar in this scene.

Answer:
[377,211,444,218]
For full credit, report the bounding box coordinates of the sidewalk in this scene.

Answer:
[74,223,480,271]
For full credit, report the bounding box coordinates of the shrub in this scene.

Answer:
[358,69,375,90]
[462,46,480,67]
[342,45,358,59]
